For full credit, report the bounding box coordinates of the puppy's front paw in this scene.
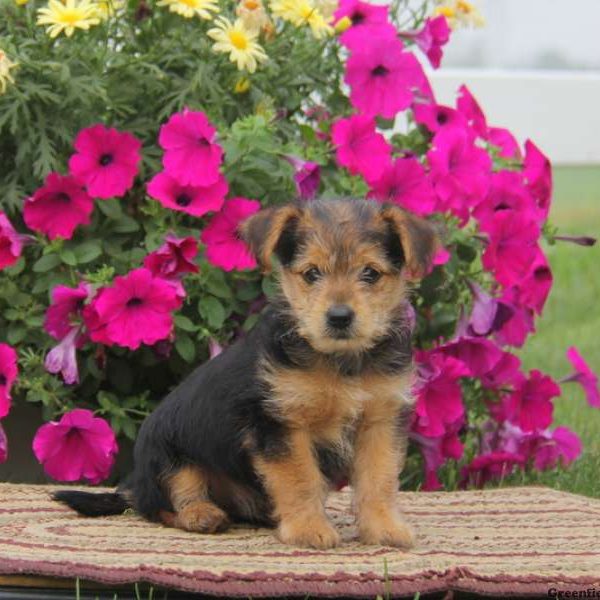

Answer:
[277,515,340,549]
[175,501,230,533]
[359,510,415,548]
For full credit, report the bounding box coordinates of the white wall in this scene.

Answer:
[428,69,600,165]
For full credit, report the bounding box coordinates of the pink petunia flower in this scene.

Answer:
[367,157,436,216]
[523,140,552,218]
[488,127,520,159]
[208,338,224,359]
[427,126,491,223]
[334,0,395,47]
[410,418,464,491]
[32,408,118,484]
[84,268,182,350]
[494,288,536,348]
[504,369,561,432]
[45,328,80,385]
[23,173,94,241]
[201,197,261,271]
[564,347,600,408]
[459,451,525,488]
[456,84,488,138]
[440,336,503,379]
[0,422,7,464]
[147,171,228,217]
[473,170,539,229]
[144,234,199,298]
[481,351,522,389]
[461,280,514,337]
[159,109,224,187]
[69,124,142,199]
[45,282,91,341]
[345,36,424,119]
[0,212,23,270]
[480,211,540,288]
[284,156,321,200]
[0,343,18,419]
[516,249,553,315]
[410,15,451,69]
[413,350,470,438]
[330,114,392,183]
[412,102,467,134]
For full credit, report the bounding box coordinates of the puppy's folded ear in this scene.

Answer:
[239,204,302,272]
[380,204,440,280]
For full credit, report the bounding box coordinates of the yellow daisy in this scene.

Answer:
[15,0,30,6]
[434,0,484,28]
[207,17,268,73]
[156,0,218,20]
[269,0,333,39]
[36,0,101,38]
[236,0,271,34]
[0,50,18,95]
[95,0,125,19]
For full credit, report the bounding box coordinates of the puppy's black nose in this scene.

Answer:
[326,304,355,330]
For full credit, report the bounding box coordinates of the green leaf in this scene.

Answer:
[112,216,140,233]
[97,199,123,220]
[204,269,233,299]
[7,323,26,344]
[74,240,102,264]
[174,314,197,332]
[175,333,196,363]
[198,295,226,329]
[261,276,279,299]
[60,248,78,266]
[33,254,61,273]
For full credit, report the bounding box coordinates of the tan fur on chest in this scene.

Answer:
[261,361,413,444]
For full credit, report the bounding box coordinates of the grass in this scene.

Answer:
[515,165,600,498]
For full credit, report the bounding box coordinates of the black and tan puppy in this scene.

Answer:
[55,197,438,549]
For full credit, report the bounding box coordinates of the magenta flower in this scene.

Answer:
[427,126,491,223]
[331,114,392,183]
[208,338,223,359]
[481,351,522,389]
[33,408,118,484]
[23,173,94,241]
[0,212,23,270]
[413,350,470,438]
[147,171,228,217]
[459,451,525,488]
[523,140,552,217]
[84,268,182,350]
[0,343,18,419]
[456,84,488,138]
[334,0,395,47]
[284,156,320,200]
[440,337,503,379]
[69,124,142,199]
[505,369,560,432]
[480,211,540,288]
[488,127,520,159]
[0,422,7,464]
[144,234,199,298]
[159,109,223,187]
[201,197,261,271]
[564,347,600,408]
[461,280,514,337]
[345,36,424,118]
[530,426,582,471]
[45,282,91,341]
[45,328,80,385]
[411,16,450,69]
[516,249,553,315]
[412,102,467,134]
[494,289,536,348]
[144,234,199,279]
[473,170,538,229]
[411,418,464,491]
[367,157,436,216]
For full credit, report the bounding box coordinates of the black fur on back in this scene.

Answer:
[53,490,130,517]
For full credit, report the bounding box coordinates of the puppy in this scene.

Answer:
[55,197,438,549]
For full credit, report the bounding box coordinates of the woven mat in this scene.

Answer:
[0,484,599,598]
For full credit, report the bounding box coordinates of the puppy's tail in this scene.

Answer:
[53,490,130,517]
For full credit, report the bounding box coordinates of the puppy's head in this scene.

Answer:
[241,198,439,354]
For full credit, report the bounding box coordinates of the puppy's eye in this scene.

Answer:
[302,267,322,284]
[360,266,381,284]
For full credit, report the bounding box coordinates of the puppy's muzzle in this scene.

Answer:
[326,304,355,338]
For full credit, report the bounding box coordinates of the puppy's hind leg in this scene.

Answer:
[163,464,230,533]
